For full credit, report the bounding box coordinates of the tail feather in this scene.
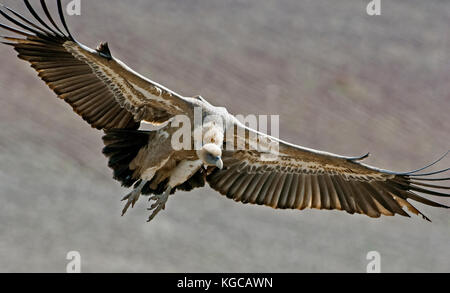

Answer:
[103,128,207,197]
[102,129,153,187]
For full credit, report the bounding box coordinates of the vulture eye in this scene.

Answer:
[208,153,217,161]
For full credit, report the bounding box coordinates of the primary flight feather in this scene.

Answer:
[1,0,449,222]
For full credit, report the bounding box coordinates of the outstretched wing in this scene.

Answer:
[207,123,450,221]
[0,0,193,130]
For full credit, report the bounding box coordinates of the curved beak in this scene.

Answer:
[215,158,223,170]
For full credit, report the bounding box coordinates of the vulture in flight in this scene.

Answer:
[0,0,449,222]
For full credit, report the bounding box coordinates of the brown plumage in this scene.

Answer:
[207,151,450,221]
[1,1,448,222]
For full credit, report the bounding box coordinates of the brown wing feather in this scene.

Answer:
[208,124,449,221]
[207,153,449,221]
[0,1,192,130]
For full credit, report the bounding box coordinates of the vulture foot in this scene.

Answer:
[121,180,147,216]
[147,187,171,222]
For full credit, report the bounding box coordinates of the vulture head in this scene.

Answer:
[198,144,223,169]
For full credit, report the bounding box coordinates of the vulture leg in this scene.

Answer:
[147,186,172,222]
[121,180,147,216]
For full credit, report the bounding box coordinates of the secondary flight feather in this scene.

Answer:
[1,0,449,222]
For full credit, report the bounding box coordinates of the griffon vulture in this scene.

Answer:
[0,0,449,222]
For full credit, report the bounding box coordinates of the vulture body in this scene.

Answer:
[1,1,449,222]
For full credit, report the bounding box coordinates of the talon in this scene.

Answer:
[121,201,132,216]
[121,192,132,201]
[145,187,171,222]
[121,180,146,216]
[147,210,159,222]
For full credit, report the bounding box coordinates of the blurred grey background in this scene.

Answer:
[0,0,449,273]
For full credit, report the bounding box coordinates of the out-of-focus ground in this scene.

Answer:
[0,0,449,272]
